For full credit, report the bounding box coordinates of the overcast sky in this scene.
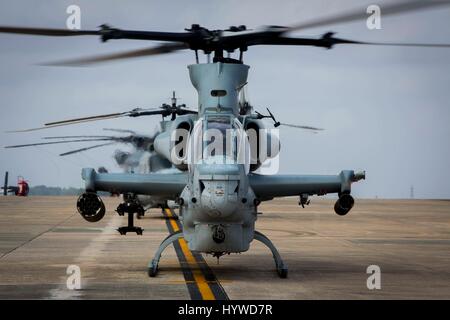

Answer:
[0,0,449,199]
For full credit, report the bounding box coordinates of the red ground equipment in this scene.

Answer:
[2,172,29,196]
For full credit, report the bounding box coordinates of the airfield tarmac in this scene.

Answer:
[0,196,449,300]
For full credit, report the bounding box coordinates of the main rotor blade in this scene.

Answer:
[95,28,194,42]
[176,108,198,115]
[354,41,450,48]
[103,128,136,134]
[45,107,165,126]
[6,107,166,132]
[40,111,128,128]
[252,35,450,49]
[43,135,115,139]
[41,112,128,128]
[6,121,119,132]
[285,0,450,32]
[43,42,188,66]
[4,138,113,149]
[43,134,157,148]
[279,123,324,131]
[0,25,194,43]
[60,142,116,156]
[0,26,99,36]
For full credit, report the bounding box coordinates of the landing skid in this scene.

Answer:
[147,230,287,278]
[254,230,288,278]
[148,231,183,277]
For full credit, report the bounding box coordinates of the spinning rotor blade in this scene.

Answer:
[250,34,450,49]
[5,138,112,149]
[6,113,129,132]
[0,26,99,36]
[256,108,323,132]
[224,1,450,49]
[43,134,155,146]
[45,111,133,126]
[6,108,163,132]
[43,42,188,66]
[6,104,197,132]
[43,135,114,139]
[278,123,324,131]
[285,0,450,33]
[59,142,116,156]
[349,41,450,48]
[0,25,194,42]
[1,0,450,60]
[1,0,449,61]
[103,128,136,134]
[46,108,168,125]
[5,130,158,157]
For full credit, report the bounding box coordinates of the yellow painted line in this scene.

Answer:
[179,239,215,300]
[164,208,215,300]
[165,209,180,232]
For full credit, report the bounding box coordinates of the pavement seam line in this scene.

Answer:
[0,212,77,260]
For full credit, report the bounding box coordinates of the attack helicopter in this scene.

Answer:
[5,105,176,219]
[2,0,450,277]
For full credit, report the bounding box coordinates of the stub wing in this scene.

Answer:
[249,170,365,200]
[81,168,187,198]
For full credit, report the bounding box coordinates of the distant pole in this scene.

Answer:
[3,171,8,196]
[410,185,414,199]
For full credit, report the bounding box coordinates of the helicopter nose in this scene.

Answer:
[200,179,239,218]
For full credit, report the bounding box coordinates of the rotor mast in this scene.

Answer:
[188,61,249,117]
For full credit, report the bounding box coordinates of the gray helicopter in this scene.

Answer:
[3,0,450,277]
[5,121,177,218]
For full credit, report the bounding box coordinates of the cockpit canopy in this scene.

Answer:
[188,115,250,173]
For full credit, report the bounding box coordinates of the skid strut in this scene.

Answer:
[148,231,183,277]
[254,230,288,278]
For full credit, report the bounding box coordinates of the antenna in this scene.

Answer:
[171,91,177,106]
